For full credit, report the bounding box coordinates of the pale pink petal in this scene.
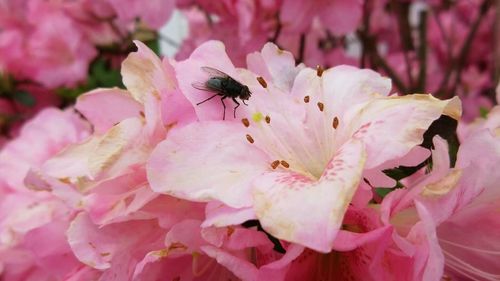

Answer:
[148,121,270,208]
[0,108,90,189]
[42,118,144,181]
[76,88,142,134]
[253,139,366,252]
[247,43,302,92]
[67,213,164,273]
[202,201,257,227]
[320,65,392,119]
[160,58,197,126]
[200,245,259,281]
[345,95,461,169]
[121,41,174,104]
[414,202,445,281]
[257,244,304,281]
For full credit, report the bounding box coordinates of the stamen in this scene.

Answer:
[271,160,280,169]
[265,115,271,124]
[280,160,290,168]
[246,134,254,144]
[304,96,310,103]
[332,117,339,129]
[242,118,250,127]
[317,102,324,112]
[316,65,324,77]
[139,111,145,118]
[257,77,267,88]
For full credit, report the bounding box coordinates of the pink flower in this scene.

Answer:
[106,0,174,29]
[0,0,97,88]
[280,0,363,35]
[0,108,93,280]
[381,126,500,280]
[147,41,461,253]
[29,41,194,226]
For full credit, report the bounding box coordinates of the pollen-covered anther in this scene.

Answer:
[280,160,290,168]
[304,96,310,103]
[246,134,254,144]
[333,116,339,129]
[317,102,324,112]
[316,65,324,77]
[242,118,250,127]
[265,115,271,124]
[271,160,280,169]
[257,76,268,88]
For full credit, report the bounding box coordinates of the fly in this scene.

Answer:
[192,66,251,120]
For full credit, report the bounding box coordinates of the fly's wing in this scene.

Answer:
[200,66,230,78]
[192,81,217,92]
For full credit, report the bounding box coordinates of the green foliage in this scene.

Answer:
[479,107,489,118]
[56,56,125,103]
[12,90,36,107]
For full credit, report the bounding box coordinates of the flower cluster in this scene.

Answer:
[0,0,173,140]
[1,40,498,281]
[175,0,497,122]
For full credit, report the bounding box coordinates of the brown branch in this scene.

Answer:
[416,10,428,93]
[437,0,493,98]
[358,31,408,93]
[391,0,415,87]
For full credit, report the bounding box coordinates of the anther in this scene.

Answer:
[257,77,268,88]
[265,115,271,124]
[304,96,310,103]
[139,111,145,118]
[316,65,324,77]
[271,160,280,169]
[333,116,339,129]
[242,118,250,127]
[280,160,290,168]
[317,102,324,112]
[246,134,254,144]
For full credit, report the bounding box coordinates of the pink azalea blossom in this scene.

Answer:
[148,40,461,253]
[381,124,500,280]
[23,41,304,280]
[0,108,93,281]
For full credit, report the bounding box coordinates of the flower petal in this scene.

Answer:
[252,139,366,252]
[147,121,269,208]
[76,88,142,134]
[345,95,461,169]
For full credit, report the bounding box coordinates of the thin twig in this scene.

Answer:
[416,10,428,93]
[391,0,414,87]
[270,14,282,43]
[358,31,408,93]
[296,33,306,64]
[437,0,492,98]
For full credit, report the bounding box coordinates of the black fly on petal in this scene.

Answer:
[192,66,251,120]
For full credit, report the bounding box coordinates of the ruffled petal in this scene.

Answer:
[76,88,142,134]
[147,121,269,208]
[344,94,461,169]
[252,139,366,252]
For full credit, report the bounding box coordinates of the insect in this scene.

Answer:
[192,66,251,120]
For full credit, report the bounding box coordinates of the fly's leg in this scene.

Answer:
[197,94,218,105]
[232,98,240,118]
[242,100,248,106]
[221,96,227,120]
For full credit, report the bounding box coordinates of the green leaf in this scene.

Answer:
[13,90,36,107]
[479,107,489,118]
